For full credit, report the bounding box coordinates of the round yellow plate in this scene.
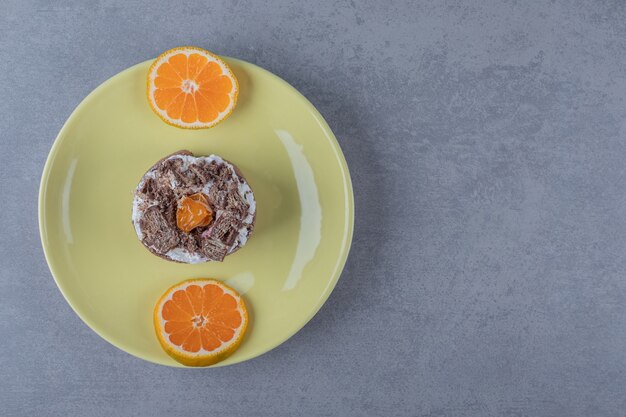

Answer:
[38,57,354,367]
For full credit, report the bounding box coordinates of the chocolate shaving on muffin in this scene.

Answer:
[132,150,256,263]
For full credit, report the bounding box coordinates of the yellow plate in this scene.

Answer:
[38,57,354,367]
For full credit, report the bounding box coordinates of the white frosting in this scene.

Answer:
[165,247,207,264]
[132,154,256,263]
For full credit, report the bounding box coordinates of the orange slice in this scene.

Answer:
[153,279,248,366]
[147,46,238,129]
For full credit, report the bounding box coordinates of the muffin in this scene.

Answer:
[132,150,256,263]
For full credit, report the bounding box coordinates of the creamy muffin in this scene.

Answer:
[132,150,255,263]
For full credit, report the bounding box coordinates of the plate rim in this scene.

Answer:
[38,56,355,367]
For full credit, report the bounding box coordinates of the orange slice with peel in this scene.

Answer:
[154,279,248,366]
[147,46,238,129]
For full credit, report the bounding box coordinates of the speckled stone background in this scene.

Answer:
[2,0,626,416]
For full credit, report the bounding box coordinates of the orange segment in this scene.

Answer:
[187,53,208,79]
[154,279,248,367]
[202,284,223,316]
[169,327,193,346]
[154,76,181,89]
[162,299,191,322]
[153,88,181,109]
[164,321,190,334]
[156,62,182,81]
[200,75,233,92]
[181,94,197,123]
[147,46,238,129]
[194,92,219,123]
[196,61,222,84]
[176,193,213,232]
[214,309,242,328]
[186,284,204,315]
[171,289,194,316]
[168,53,188,78]
[199,90,230,112]
[200,328,221,351]
[166,93,186,120]
[182,329,201,353]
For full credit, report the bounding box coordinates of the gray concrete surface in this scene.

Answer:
[2,0,626,416]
